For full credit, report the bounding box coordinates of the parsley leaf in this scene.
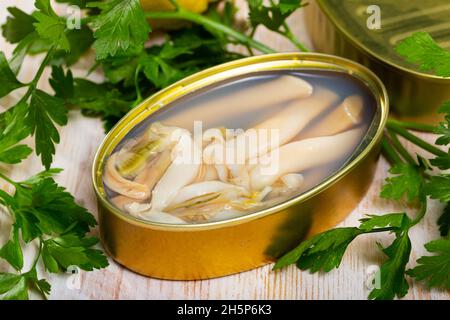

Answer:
[52,25,94,66]
[295,228,362,273]
[248,0,287,31]
[140,53,181,89]
[27,268,51,297]
[88,0,151,60]
[395,32,450,77]
[279,0,304,14]
[27,89,68,170]
[139,40,200,88]
[1,275,28,300]
[429,102,450,168]
[49,65,74,100]
[103,55,140,86]
[0,226,24,271]
[8,32,40,74]
[430,155,450,170]
[423,175,450,202]
[368,231,412,300]
[0,102,33,164]
[248,0,305,32]
[0,269,51,300]
[0,51,25,98]
[32,0,70,52]
[12,177,97,238]
[55,0,95,9]
[275,213,413,300]
[380,164,423,202]
[407,239,450,289]
[19,168,63,186]
[0,273,22,295]
[274,228,362,271]
[101,55,138,86]
[139,28,242,89]
[0,171,107,299]
[433,101,450,145]
[42,234,108,273]
[49,67,132,122]
[437,100,450,116]
[1,7,36,44]
[359,213,410,232]
[274,213,411,271]
[74,80,132,118]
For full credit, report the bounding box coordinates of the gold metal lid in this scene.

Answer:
[318,0,450,79]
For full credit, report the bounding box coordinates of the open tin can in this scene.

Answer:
[92,53,388,280]
[305,0,450,123]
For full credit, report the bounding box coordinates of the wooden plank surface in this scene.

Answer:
[0,1,448,300]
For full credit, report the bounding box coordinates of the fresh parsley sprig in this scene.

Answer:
[275,33,450,299]
[1,0,71,170]
[0,169,108,300]
[395,31,450,77]
[274,109,450,299]
[248,0,309,52]
[275,105,450,299]
[3,0,311,132]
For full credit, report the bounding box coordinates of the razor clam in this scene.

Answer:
[203,87,339,166]
[110,195,143,211]
[115,121,185,178]
[169,181,250,206]
[250,128,364,190]
[134,148,172,192]
[300,95,364,139]
[165,184,270,222]
[149,129,201,212]
[161,75,313,128]
[104,153,151,200]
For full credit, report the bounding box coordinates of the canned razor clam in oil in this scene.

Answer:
[305,0,450,123]
[92,53,388,280]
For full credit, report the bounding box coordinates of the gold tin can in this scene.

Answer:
[305,0,450,123]
[92,53,388,280]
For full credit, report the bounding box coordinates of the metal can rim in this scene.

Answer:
[92,52,389,232]
[316,0,450,82]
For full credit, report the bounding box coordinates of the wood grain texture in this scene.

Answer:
[0,0,448,300]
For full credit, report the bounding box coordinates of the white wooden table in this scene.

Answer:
[0,1,448,300]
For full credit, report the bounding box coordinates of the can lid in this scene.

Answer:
[318,0,450,77]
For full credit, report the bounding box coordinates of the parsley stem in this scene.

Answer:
[31,239,43,271]
[387,122,447,157]
[245,27,257,55]
[144,9,276,54]
[133,64,143,106]
[387,119,435,133]
[18,47,55,105]
[280,27,309,52]
[0,171,17,186]
[363,227,397,234]
[267,0,309,52]
[410,197,427,227]
[387,129,417,165]
[381,136,403,165]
